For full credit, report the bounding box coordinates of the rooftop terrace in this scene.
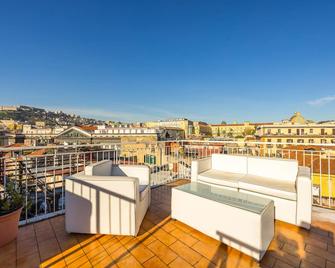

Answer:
[1,179,334,268]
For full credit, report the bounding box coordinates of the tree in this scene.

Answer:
[221,121,227,125]
[243,128,256,136]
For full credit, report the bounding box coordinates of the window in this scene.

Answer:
[277,129,281,134]
[308,139,314,143]
[321,129,325,135]
[144,154,156,164]
[267,139,272,142]
[287,139,293,143]
[297,139,304,143]
[301,129,305,135]
[309,129,313,134]
[321,139,327,144]
[288,129,291,134]
[267,129,271,134]
[296,129,300,135]
[333,129,335,135]
[277,139,282,143]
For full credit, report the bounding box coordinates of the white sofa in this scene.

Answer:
[65,160,150,236]
[191,154,312,229]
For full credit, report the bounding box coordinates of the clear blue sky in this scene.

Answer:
[0,0,334,123]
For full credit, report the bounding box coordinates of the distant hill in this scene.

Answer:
[0,105,104,126]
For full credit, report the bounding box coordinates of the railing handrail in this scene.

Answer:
[179,139,335,147]
[1,139,335,152]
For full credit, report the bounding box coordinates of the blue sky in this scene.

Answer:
[0,0,334,123]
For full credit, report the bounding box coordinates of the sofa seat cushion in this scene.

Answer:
[139,185,149,200]
[239,175,296,201]
[198,169,245,188]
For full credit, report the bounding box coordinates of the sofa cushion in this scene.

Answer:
[239,175,297,201]
[247,157,298,182]
[139,185,149,200]
[211,154,248,174]
[198,169,245,188]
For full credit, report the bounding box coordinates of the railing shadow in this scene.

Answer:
[208,219,335,268]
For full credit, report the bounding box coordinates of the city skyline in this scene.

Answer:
[1,1,335,122]
[1,104,334,125]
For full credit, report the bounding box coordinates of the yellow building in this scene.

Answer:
[210,122,266,138]
[192,121,212,138]
[0,119,19,130]
[258,112,335,146]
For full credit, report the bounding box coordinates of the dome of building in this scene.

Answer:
[289,112,306,124]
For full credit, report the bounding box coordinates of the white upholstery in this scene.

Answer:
[191,154,312,229]
[239,175,296,201]
[198,170,243,189]
[65,160,150,236]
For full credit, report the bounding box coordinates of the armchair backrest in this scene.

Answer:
[67,174,139,202]
[85,160,112,176]
[211,154,248,174]
[111,165,150,185]
[84,161,150,186]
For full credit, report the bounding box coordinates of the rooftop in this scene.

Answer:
[1,179,334,268]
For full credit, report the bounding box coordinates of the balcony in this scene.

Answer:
[1,140,335,267]
[1,179,334,268]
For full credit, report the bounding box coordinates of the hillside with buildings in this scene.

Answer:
[0,105,103,127]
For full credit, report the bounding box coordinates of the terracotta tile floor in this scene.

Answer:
[1,179,335,268]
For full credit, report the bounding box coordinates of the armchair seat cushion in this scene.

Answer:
[239,175,297,201]
[198,169,244,188]
[139,185,149,201]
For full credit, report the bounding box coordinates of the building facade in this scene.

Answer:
[257,112,335,146]
[192,121,212,138]
[22,125,66,146]
[210,122,270,138]
[145,119,194,138]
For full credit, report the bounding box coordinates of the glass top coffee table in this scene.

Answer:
[175,182,272,214]
[171,182,274,261]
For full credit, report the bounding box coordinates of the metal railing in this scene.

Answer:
[0,140,334,225]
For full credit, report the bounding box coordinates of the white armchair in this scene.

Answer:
[65,160,150,236]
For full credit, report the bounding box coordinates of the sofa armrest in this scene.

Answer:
[112,165,150,186]
[191,157,212,181]
[296,166,312,229]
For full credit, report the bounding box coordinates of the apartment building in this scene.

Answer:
[145,118,194,138]
[211,122,272,138]
[22,124,66,146]
[257,112,335,146]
